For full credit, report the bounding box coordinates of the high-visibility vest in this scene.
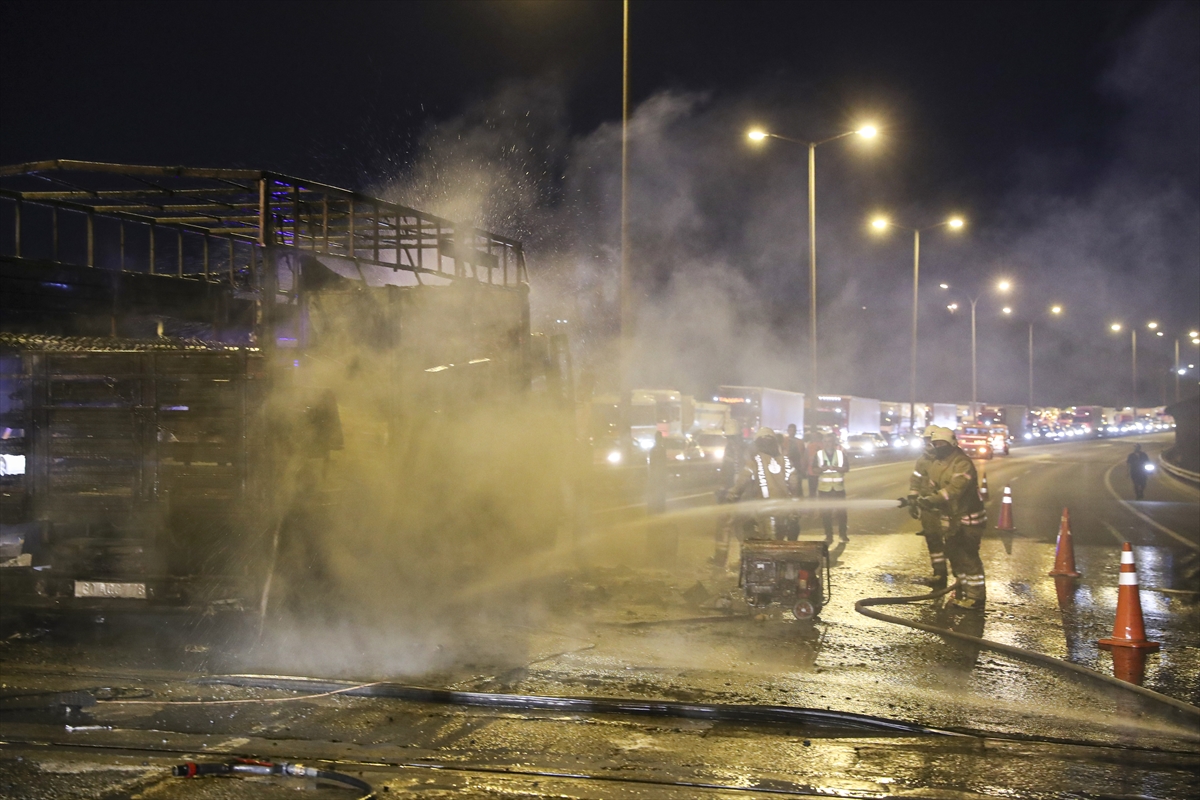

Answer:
[816,449,845,492]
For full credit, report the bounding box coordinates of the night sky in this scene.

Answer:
[3,0,1198,407]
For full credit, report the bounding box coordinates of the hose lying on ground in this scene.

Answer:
[195,674,963,736]
[855,582,1200,721]
[173,758,372,797]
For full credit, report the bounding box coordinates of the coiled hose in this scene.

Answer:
[854,581,1200,721]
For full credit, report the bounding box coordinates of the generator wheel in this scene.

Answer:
[792,599,816,621]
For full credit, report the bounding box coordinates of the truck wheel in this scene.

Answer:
[792,599,816,620]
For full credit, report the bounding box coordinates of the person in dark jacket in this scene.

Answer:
[1126,444,1151,500]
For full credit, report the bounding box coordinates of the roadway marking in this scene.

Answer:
[1102,521,1127,544]
[1103,462,1197,550]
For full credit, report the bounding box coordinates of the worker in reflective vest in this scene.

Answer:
[811,433,849,541]
[908,425,949,589]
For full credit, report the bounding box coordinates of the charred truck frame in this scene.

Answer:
[0,160,568,615]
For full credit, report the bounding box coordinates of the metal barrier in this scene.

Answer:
[1159,448,1200,485]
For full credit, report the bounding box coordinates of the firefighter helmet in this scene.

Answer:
[922,425,940,438]
[930,426,956,444]
[754,426,776,441]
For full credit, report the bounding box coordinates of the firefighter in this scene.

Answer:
[915,427,987,610]
[908,425,948,589]
[812,432,849,541]
[727,426,800,540]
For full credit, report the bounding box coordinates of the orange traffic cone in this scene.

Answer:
[1053,575,1076,610]
[979,474,989,501]
[996,485,1014,531]
[1098,543,1160,652]
[1110,647,1148,686]
[1048,507,1081,577]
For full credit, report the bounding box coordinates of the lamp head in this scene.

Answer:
[747,129,767,142]
[871,217,889,231]
[856,125,878,138]
[997,279,1012,292]
[947,217,965,229]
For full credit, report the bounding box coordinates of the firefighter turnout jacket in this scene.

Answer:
[923,447,986,530]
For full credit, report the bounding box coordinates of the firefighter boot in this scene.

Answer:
[947,574,986,611]
[915,549,948,589]
[940,574,966,608]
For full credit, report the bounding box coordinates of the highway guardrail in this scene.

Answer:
[1159,447,1200,485]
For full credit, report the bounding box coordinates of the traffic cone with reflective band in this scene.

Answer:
[979,474,989,501]
[1098,543,1160,652]
[1048,507,1081,577]
[996,486,1014,531]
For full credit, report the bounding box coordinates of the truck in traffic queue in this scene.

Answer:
[0,161,571,617]
[930,402,958,430]
[715,386,805,437]
[806,394,881,443]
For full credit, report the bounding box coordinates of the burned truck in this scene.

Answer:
[0,161,569,617]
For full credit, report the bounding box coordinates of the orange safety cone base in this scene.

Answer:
[1048,508,1081,577]
[1099,637,1160,652]
[996,505,1014,531]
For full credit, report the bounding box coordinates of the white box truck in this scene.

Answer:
[716,386,804,435]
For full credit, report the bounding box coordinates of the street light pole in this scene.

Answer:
[1028,322,1034,409]
[1176,337,1181,403]
[748,125,877,394]
[870,216,963,434]
[941,278,1008,422]
[910,228,919,434]
[970,296,978,421]
[1131,327,1138,413]
[808,142,817,393]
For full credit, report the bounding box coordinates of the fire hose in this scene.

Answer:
[855,581,1200,721]
[172,757,372,797]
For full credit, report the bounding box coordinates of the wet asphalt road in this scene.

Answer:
[2,434,1198,798]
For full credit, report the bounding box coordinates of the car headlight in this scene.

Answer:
[1144,463,1155,472]
[713,447,725,460]
[606,450,622,465]
[638,439,655,451]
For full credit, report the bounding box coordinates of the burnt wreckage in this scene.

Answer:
[0,160,570,612]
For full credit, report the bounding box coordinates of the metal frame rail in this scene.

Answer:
[0,159,528,292]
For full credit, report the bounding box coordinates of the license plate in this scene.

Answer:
[74,580,147,600]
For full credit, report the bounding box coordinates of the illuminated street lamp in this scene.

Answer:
[869,214,966,434]
[1108,321,1155,411]
[941,278,1012,420]
[747,123,878,392]
[1016,304,1065,408]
